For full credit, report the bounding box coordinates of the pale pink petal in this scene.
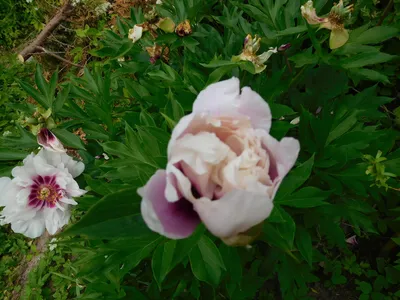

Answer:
[239,87,272,132]
[139,170,200,239]
[168,114,195,156]
[192,78,272,132]
[192,189,274,238]
[165,163,194,202]
[346,235,358,245]
[259,132,300,182]
[166,132,232,202]
[193,77,241,115]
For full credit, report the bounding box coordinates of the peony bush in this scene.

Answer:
[0,0,399,298]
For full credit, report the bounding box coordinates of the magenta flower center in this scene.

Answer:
[29,176,63,209]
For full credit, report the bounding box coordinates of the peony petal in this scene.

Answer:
[193,77,241,115]
[45,209,62,235]
[260,134,300,181]
[12,218,45,239]
[168,114,195,156]
[139,170,200,239]
[192,78,272,132]
[239,87,272,132]
[0,177,12,206]
[128,25,143,43]
[59,197,78,205]
[16,188,30,206]
[193,189,274,238]
[39,149,85,178]
[329,28,349,49]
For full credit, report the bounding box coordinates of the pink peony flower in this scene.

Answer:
[37,128,66,153]
[138,78,300,244]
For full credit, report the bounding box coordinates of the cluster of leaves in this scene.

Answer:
[0,227,29,296]
[0,0,62,49]
[1,0,400,299]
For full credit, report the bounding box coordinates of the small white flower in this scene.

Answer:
[0,149,86,239]
[290,117,300,125]
[102,153,109,160]
[156,0,162,4]
[128,25,143,43]
[3,131,12,137]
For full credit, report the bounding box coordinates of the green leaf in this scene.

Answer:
[340,52,396,69]
[295,227,313,266]
[48,69,59,97]
[35,64,50,104]
[264,208,296,251]
[53,84,71,113]
[206,65,236,85]
[62,188,155,239]
[152,241,176,289]
[151,227,206,289]
[0,125,37,149]
[219,244,242,283]
[268,205,287,223]
[276,187,330,208]
[189,235,225,286]
[358,281,373,294]
[19,81,48,109]
[275,154,315,202]
[326,111,358,145]
[353,26,399,44]
[348,68,389,84]
[52,128,85,150]
[140,111,156,127]
[392,238,400,246]
[165,89,185,122]
[276,25,307,36]
[102,141,133,158]
[289,48,319,68]
[124,79,150,100]
[0,148,30,161]
[269,103,296,119]
[83,67,100,94]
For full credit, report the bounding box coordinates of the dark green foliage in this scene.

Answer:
[1,0,400,299]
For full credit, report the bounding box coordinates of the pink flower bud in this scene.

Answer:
[37,128,66,153]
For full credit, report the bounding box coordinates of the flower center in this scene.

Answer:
[37,186,58,203]
[29,176,63,209]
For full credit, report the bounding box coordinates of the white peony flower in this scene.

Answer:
[0,149,86,239]
[128,25,143,43]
